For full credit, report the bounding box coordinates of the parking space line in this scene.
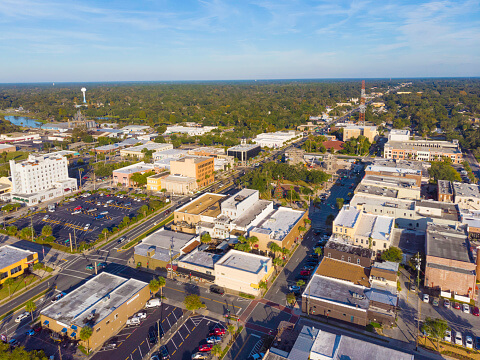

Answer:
[171,338,177,349]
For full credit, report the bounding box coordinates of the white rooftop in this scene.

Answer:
[355,213,394,242]
[252,207,305,241]
[216,249,270,274]
[113,162,155,174]
[333,206,360,228]
[0,245,36,270]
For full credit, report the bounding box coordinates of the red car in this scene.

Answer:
[209,328,226,336]
[472,307,480,316]
[33,324,42,333]
[300,270,311,276]
[199,344,213,352]
[82,176,88,180]
[74,206,82,211]
[453,302,461,310]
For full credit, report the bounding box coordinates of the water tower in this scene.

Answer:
[81,87,87,103]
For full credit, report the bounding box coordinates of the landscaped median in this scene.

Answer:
[420,335,480,360]
[120,214,174,251]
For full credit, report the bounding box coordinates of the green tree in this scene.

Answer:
[25,300,36,322]
[422,317,450,350]
[140,204,149,218]
[80,326,93,354]
[381,246,403,262]
[336,197,344,209]
[122,216,130,228]
[158,276,166,298]
[248,236,259,248]
[184,294,205,314]
[314,247,323,257]
[211,344,222,359]
[296,279,305,288]
[268,242,282,258]
[286,293,296,306]
[102,228,109,243]
[326,214,335,226]
[228,324,236,341]
[131,172,148,187]
[201,233,212,244]
[428,161,462,183]
[6,225,17,236]
[149,279,160,293]
[258,281,268,295]
[4,277,14,297]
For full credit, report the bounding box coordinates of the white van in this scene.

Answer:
[455,331,463,346]
[145,298,161,308]
[126,317,140,326]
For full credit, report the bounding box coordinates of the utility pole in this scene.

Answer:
[30,216,34,242]
[416,296,421,351]
[73,228,77,252]
[414,252,421,290]
[69,233,73,252]
[157,318,161,344]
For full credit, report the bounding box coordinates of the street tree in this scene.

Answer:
[80,326,93,354]
[158,276,166,298]
[140,204,149,218]
[381,246,403,262]
[296,280,305,288]
[41,225,52,237]
[149,279,160,293]
[422,317,450,350]
[4,277,14,297]
[336,197,344,209]
[314,247,323,257]
[201,233,212,244]
[211,344,222,359]
[102,228,109,243]
[184,294,205,314]
[25,300,36,322]
[259,281,268,295]
[268,242,281,258]
[286,293,296,306]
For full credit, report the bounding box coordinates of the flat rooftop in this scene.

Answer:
[324,240,373,258]
[228,143,261,151]
[163,174,196,183]
[41,273,148,328]
[135,228,197,262]
[438,180,454,195]
[426,224,472,263]
[305,275,370,310]
[216,250,269,274]
[252,207,305,241]
[362,175,418,188]
[232,199,271,228]
[316,257,370,287]
[0,245,36,270]
[0,144,15,149]
[178,249,222,270]
[355,213,393,242]
[351,194,415,210]
[333,206,360,228]
[122,143,169,153]
[385,140,461,153]
[176,193,226,216]
[391,229,425,254]
[222,188,258,210]
[173,155,211,164]
[453,182,480,198]
[113,163,154,174]
[355,184,398,198]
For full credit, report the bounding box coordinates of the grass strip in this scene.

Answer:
[0,288,50,321]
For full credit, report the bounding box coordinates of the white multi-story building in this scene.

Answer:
[10,152,77,206]
[253,130,301,148]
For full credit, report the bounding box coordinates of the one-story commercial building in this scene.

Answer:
[40,273,149,351]
[0,245,38,284]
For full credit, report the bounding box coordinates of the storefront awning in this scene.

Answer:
[61,328,67,333]
[43,320,49,325]
[70,332,76,338]
[70,325,77,330]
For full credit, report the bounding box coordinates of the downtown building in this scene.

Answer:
[383,139,462,164]
[10,152,78,205]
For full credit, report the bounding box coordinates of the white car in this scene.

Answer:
[97,202,101,206]
[134,312,147,320]
[84,224,90,231]
[463,304,470,313]
[466,335,473,349]
[100,211,109,215]
[71,210,81,215]
[15,312,29,323]
[423,294,429,303]
[43,215,49,220]
[444,330,451,343]
[455,331,463,346]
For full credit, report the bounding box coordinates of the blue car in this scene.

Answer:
[26,329,35,336]
[95,214,105,220]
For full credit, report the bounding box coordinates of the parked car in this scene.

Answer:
[32,324,42,333]
[210,285,225,295]
[134,312,147,320]
[453,302,461,310]
[100,211,109,215]
[117,237,127,244]
[192,353,208,359]
[444,330,451,343]
[210,328,226,336]
[422,294,429,303]
[300,270,311,276]
[97,262,107,269]
[86,264,94,270]
[150,355,160,360]
[206,336,221,344]
[455,331,463,346]
[251,353,265,360]
[295,275,309,282]
[97,202,102,206]
[15,312,29,323]
[43,215,49,220]
[463,304,470,314]
[71,210,81,215]
[432,298,439,307]
[149,331,158,344]
[95,215,105,220]
[126,317,141,326]
[466,336,474,349]
[472,306,479,316]
[84,224,90,231]
[8,339,18,348]
[444,299,450,308]
[303,265,315,271]
[159,345,169,359]
[199,344,213,352]
[26,329,36,336]
[288,285,301,293]
[146,298,161,308]
[74,206,82,211]
[51,292,66,302]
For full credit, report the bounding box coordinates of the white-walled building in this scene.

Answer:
[164,126,217,136]
[253,131,301,148]
[388,129,410,142]
[10,152,77,205]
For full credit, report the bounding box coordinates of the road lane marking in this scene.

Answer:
[233,334,251,360]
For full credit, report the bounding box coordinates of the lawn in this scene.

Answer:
[0,273,38,301]
[421,336,480,360]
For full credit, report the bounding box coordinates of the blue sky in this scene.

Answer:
[1,0,479,82]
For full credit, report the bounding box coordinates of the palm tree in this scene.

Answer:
[158,276,166,298]
[227,324,236,344]
[268,243,281,259]
[78,168,84,188]
[296,279,305,288]
[259,281,268,296]
[25,300,36,322]
[314,247,322,257]
[80,326,93,354]
[281,247,290,260]
[248,236,259,249]
[286,293,296,306]
[211,344,222,359]
[272,257,284,274]
[102,228,109,243]
[4,278,14,297]
[140,204,149,218]
[149,278,160,293]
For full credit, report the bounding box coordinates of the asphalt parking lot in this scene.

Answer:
[92,304,184,360]
[9,193,147,246]
[224,328,268,360]
[166,315,226,360]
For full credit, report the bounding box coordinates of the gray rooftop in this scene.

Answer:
[122,143,169,153]
[41,273,147,328]
[221,189,258,211]
[163,174,196,183]
[252,207,305,241]
[227,143,261,152]
[304,275,370,310]
[426,224,472,262]
[178,249,222,269]
[324,240,373,258]
[355,184,398,198]
[373,261,399,272]
[232,199,271,228]
[134,228,197,262]
[287,326,319,360]
[0,245,36,270]
[453,182,480,198]
[438,180,454,195]
[355,213,393,242]
[333,206,360,228]
[385,140,461,154]
[351,194,415,210]
[113,163,154,175]
[362,175,418,189]
[216,250,269,274]
[391,229,425,255]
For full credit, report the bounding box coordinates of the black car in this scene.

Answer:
[210,285,225,295]
[149,331,158,344]
[295,275,309,282]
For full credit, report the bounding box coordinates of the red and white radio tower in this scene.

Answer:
[359,80,366,125]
